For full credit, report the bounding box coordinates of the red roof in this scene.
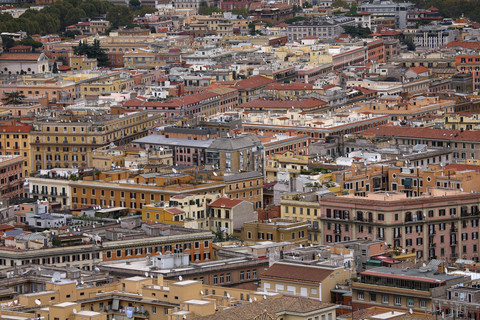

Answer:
[264,82,313,90]
[356,11,371,15]
[360,270,444,284]
[58,65,71,71]
[410,66,430,74]
[445,164,480,173]
[0,53,42,61]
[362,124,480,142]
[234,75,274,90]
[0,225,14,231]
[263,263,333,283]
[0,125,32,133]
[208,198,245,209]
[239,98,327,110]
[444,41,480,50]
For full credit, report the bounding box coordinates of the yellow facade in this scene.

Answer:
[123,51,167,69]
[69,55,98,71]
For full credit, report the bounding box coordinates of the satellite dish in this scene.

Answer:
[52,272,61,282]
[213,171,217,176]
[94,267,100,272]
[227,293,230,298]
[409,308,413,314]
[254,297,257,301]
[13,300,17,305]
[73,309,77,314]
[183,316,186,319]
[249,298,253,303]
[145,272,149,277]
[81,280,84,285]
[179,275,183,281]
[35,299,41,305]
[7,302,11,307]
[200,290,204,295]
[263,295,267,300]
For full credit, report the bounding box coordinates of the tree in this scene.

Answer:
[303,1,312,8]
[331,0,348,8]
[52,61,59,73]
[19,38,43,49]
[2,92,26,105]
[342,25,371,38]
[106,5,133,28]
[402,35,416,51]
[74,39,110,67]
[349,2,357,15]
[129,0,141,9]
[231,7,248,17]
[1,35,15,50]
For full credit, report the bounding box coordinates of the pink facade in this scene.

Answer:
[320,190,480,263]
[0,155,25,200]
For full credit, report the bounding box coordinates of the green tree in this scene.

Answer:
[332,0,348,8]
[231,7,248,17]
[64,8,86,27]
[52,61,59,73]
[19,38,43,49]
[2,92,26,105]
[402,35,416,51]
[349,2,357,15]
[106,5,133,28]
[74,39,110,67]
[129,0,141,9]
[303,1,312,8]
[1,35,15,50]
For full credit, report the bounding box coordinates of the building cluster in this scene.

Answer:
[2,0,480,318]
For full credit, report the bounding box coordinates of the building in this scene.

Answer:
[223,171,264,209]
[0,46,49,75]
[352,264,464,312]
[31,111,162,172]
[241,218,309,244]
[456,54,480,91]
[413,26,459,50]
[261,261,354,300]
[319,188,480,262]
[208,198,256,235]
[133,133,264,173]
[0,155,25,200]
[0,122,32,177]
[265,151,314,182]
[286,16,356,42]
[357,0,415,29]
[0,222,215,270]
[193,295,337,320]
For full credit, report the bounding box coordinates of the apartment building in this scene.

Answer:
[31,111,162,172]
[362,125,480,161]
[342,161,480,197]
[0,155,25,200]
[286,16,356,42]
[223,171,264,209]
[265,151,314,182]
[357,0,415,29]
[241,218,309,245]
[352,265,463,313]
[261,261,353,301]
[0,122,32,177]
[456,54,480,91]
[413,26,459,50]
[208,198,255,234]
[0,224,214,270]
[69,170,226,212]
[319,188,480,262]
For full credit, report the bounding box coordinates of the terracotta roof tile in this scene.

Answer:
[234,75,274,90]
[208,198,244,209]
[262,262,334,283]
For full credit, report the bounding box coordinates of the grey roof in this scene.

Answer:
[16,233,47,241]
[365,266,462,282]
[224,171,263,182]
[209,134,261,151]
[133,135,214,148]
[4,229,24,237]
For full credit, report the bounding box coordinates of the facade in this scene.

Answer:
[223,171,264,209]
[286,16,356,42]
[207,198,256,234]
[352,265,463,313]
[456,54,480,91]
[0,122,32,177]
[0,155,25,200]
[31,112,162,172]
[261,261,354,301]
[319,189,480,262]
[241,219,310,245]
[357,0,415,29]
[413,26,459,50]
[0,51,49,75]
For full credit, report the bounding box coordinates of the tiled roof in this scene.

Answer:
[410,66,430,74]
[262,262,334,283]
[234,75,274,90]
[0,224,14,231]
[0,125,32,133]
[192,296,334,320]
[265,82,313,90]
[445,164,480,172]
[361,124,480,142]
[0,53,42,61]
[208,198,244,209]
[239,98,327,110]
[444,41,480,50]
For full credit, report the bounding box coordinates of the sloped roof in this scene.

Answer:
[208,198,245,209]
[262,262,334,283]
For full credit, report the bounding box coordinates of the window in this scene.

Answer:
[420,299,426,308]
[394,296,401,306]
[407,298,414,307]
[240,271,245,281]
[370,293,376,302]
[358,292,364,300]
[382,295,389,304]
